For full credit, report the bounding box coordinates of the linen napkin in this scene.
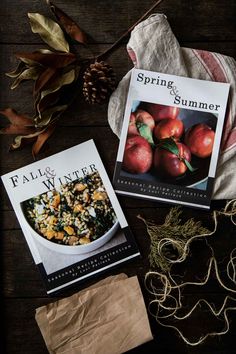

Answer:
[108,14,236,199]
[35,274,153,354]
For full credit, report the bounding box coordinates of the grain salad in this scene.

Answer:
[23,171,117,246]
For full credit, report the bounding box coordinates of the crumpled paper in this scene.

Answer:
[35,274,153,354]
[108,14,236,199]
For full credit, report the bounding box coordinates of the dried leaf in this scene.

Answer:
[10,66,43,90]
[34,67,58,96]
[36,68,76,113]
[36,104,67,127]
[0,108,36,135]
[10,130,43,151]
[28,13,70,53]
[0,124,36,135]
[35,49,54,54]
[0,108,33,126]
[48,1,87,44]
[37,91,60,114]
[41,69,75,98]
[16,52,76,68]
[32,123,56,158]
[6,61,26,78]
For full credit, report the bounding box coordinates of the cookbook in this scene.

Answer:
[1,140,140,294]
[113,68,230,209]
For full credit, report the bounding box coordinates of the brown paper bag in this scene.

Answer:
[36,275,153,354]
[36,274,127,354]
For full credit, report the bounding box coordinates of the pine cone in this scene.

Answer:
[82,61,116,104]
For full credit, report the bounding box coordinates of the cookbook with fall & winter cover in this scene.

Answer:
[1,140,140,294]
[113,68,230,209]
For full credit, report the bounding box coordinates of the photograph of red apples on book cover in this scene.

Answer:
[113,69,230,209]
[121,100,217,191]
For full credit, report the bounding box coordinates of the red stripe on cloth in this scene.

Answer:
[127,47,137,67]
[193,49,233,153]
[192,49,214,80]
[222,128,236,152]
[195,50,227,82]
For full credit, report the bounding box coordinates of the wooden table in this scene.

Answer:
[1,1,236,353]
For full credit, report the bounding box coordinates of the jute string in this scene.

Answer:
[142,199,236,346]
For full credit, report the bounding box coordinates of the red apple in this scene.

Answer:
[145,103,180,122]
[127,113,139,136]
[123,135,153,174]
[135,109,155,131]
[185,123,215,158]
[154,142,191,177]
[154,118,184,140]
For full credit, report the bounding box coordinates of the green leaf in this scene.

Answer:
[159,138,179,156]
[10,66,43,89]
[28,13,70,53]
[137,122,154,145]
[184,159,197,173]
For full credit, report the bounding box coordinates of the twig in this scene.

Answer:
[97,0,164,61]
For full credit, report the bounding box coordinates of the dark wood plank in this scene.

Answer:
[0,0,235,44]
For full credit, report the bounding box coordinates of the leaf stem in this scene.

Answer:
[97,0,164,61]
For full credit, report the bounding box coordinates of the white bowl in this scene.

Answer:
[23,215,119,255]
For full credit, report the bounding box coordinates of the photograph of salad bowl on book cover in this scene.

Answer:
[1,140,140,294]
[21,170,119,255]
[113,69,230,209]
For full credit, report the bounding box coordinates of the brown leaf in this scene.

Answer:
[0,108,34,126]
[32,123,56,158]
[15,52,76,68]
[37,67,76,112]
[34,67,58,96]
[41,68,76,97]
[0,124,36,135]
[37,90,60,113]
[0,108,36,135]
[48,1,87,44]
[34,66,77,112]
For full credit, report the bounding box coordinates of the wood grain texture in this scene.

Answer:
[1,0,236,353]
[0,0,235,43]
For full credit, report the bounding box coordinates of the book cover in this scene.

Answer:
[1,140,140,294]
[113,68,230,209]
